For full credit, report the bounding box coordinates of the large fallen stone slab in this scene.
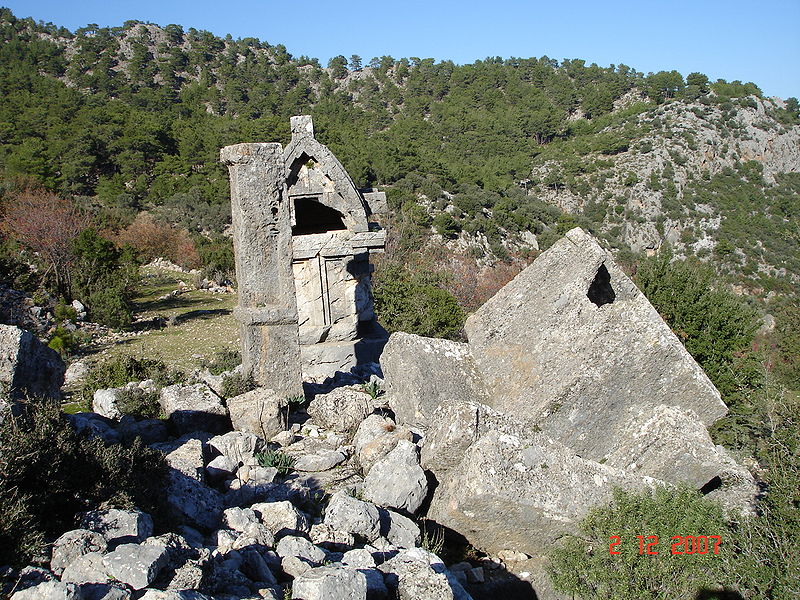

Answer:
[363,440,428,514]
[0,324,65,400]
[381,332,487,427]
[464,227,727,462]
[291,566,367,600]
[427,429,661,556]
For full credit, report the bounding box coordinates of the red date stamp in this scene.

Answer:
[609,535,721,555]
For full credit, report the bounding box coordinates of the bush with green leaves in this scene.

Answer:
[221,372,256,398]
[115,388,162,420]
[255,449,296,475]
[547,487,740,599]
[372,262,465,340]
[0,398,167,566]
[635,251,758,398]
[81,354,184,406]
[201,348,241,376]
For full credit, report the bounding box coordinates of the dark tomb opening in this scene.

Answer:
[587,264,616,307]
[292,197,346,235]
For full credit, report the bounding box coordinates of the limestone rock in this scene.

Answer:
[307,387,373,437]
[382,332,487,427]
[252,500,311,538]
[60,552,109,584]
[118,417,168,444]
[222,506,259,532]
[101,542,169,590]
[309,523,355,551]
[93,388,121,420]
[353,414,413,475]
[10,581,82,600]
[78,583,132,600]
[208,430,263,467]
[63,360,89,387]
[363,441,428,514]
[276,535,326,564]
[66,413,120,444]
[206,455,237,482]
[379,510,420,549]
[464,228,727,462]
[162,469,224,530]
[427,429,658,556]
[138,591,213,600]
[604,403,756,492]
[159,383,230,435]
[294,449,347,472]
[379,548,472,600]
[0,324,65,400]
[324,491,381,542]
[153,435,208,481]
[226,387,286,439]
[50,529,106,576]
[291,566,368,600]
[78,509,153,546]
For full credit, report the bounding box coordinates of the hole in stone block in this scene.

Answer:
[292,197,347,235]
[700,475,722,495]
[587,264,615,307]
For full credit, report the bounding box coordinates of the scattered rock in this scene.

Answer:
[307,387,373,438]
[226,388,286,440]
[291,566,368,600]
[101,542,169,590]
[324,491,381,542]
[252,501,311,538]
[353,415,413,475]
[294,449,347,472]
[79,509,153,547]
[50,529,107,576]
[363,441,428,514]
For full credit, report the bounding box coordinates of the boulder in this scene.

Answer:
[324,491,381,542]
[10,581,82,600]
[353,415,413,475]
[427,429,658,556]
[138,591,213,600]
[159,383,230,434]
[66,413,120,444]
[93,388,121,420]
[379,510,420,549]
[162,468,224,530]
[63,360,89,387]
[226,387,286,439]
[101,542,169,590]
[50,529,107,576]
[78,583,132,600]
[363,441,428,514]
[60,552,109,584]
[222,506,259,532]
[118,417,168,444]
[275,535,326,564]
[379,548,472,600]
[208,430,263,467]
[79,509,153,546]
[153,435,208,481]
[381,332,487,427]
[464,227,728,462]
[294,449,347,472]
[307,387,373,437]
[206,455,237,482]
[252,500,311,538]
[291,566,368,600]
[0,324,65,400]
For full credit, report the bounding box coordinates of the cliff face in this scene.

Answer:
[530,96,800,269]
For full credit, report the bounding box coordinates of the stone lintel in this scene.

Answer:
[234,306,298,326]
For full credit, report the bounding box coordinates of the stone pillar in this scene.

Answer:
[220,143,303,397]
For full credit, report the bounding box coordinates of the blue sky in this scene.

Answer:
[4,0,799,99]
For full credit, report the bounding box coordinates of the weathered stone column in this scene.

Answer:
[220,143,303,397]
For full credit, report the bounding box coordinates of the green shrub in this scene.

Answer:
[0,398,167,566]
[54,302,78,322]
[221,372,256,398]
[373,263,465,340]
[116,388,162,419]
[255,449,295,475]
[547,487,739,599]
[48,325,77,356]
[81,355,183,405]
[201,348,241,376]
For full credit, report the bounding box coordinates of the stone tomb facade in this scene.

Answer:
[222,116,386,387]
